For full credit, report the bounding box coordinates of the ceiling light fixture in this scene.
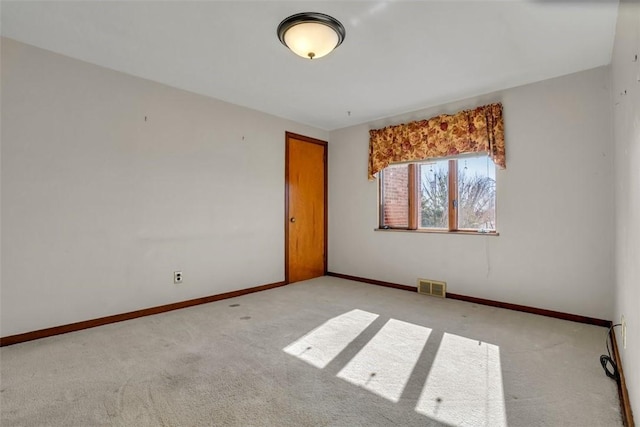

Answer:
[277,12,346,60]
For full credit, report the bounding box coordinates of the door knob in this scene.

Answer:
[290,217,296,223]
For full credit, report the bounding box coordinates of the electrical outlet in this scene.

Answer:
[621,315,627,350]
[174,271,183,284]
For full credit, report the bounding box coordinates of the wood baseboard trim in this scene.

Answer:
[326,272,611,327]
[611,327,635,427]
[327,272,415,292]
[445,292,611,328]
[0,281,287,347]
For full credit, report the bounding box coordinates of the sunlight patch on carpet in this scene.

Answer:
[283,309,378,368]
[336,319,432,402]
[415,333,507,427]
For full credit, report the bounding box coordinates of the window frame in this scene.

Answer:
[378,156,498,235]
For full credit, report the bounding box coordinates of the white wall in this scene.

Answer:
[612,0,640,417]
[329,66,614,320]
[0,38,328,337]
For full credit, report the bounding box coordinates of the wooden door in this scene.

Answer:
[285,132,327,283]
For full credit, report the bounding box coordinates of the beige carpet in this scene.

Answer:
[0,276,622,426]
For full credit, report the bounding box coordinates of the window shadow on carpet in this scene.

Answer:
[283,309,507,427]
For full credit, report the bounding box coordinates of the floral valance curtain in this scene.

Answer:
[368,103,505,180]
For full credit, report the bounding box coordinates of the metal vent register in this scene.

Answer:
[417,279,446,298]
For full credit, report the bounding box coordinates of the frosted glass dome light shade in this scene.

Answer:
[278,13,346,60]
[284,23,339,59]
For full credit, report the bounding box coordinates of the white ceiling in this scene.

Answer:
[1,1,619,131]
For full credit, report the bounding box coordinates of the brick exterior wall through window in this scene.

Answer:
[382,165,409,227]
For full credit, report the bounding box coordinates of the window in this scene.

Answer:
[379,154,496,233]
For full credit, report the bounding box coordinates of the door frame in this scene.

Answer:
[284,131,328,284]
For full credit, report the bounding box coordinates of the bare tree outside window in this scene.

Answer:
[457,156,496,230]
[419,161,449,228]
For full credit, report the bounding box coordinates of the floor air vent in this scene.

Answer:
[417,279,446,298]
